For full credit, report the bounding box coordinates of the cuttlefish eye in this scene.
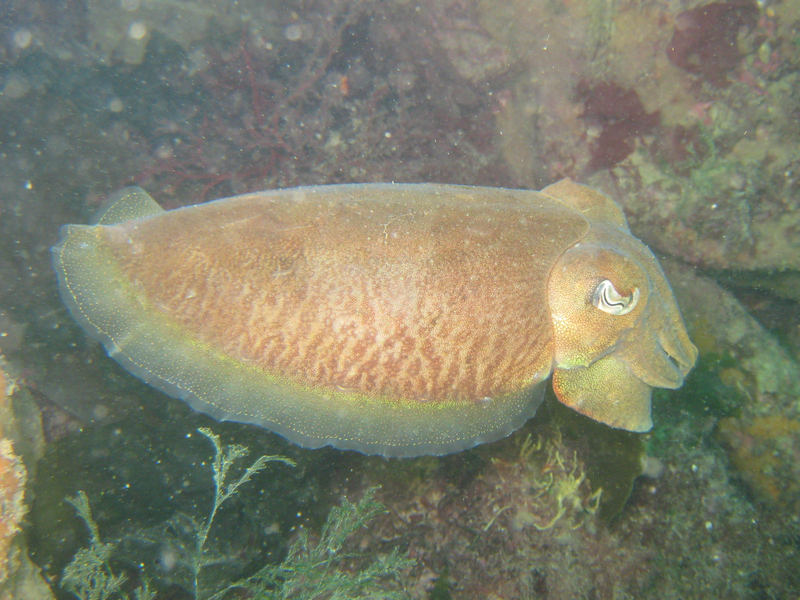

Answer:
[592,279,640,316]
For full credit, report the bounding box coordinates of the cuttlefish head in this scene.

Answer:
[542,181,697,432]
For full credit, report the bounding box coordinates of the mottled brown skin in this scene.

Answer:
[107,187,585,404]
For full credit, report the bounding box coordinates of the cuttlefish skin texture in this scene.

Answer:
[52,180,697,457]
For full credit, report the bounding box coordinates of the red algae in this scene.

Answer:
[578,81,660,172]
[655,123,710,175]
[667,0,758,87]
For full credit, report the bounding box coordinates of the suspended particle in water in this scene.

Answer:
[13,29,32,49]
[128,21,147,40]
[284,24,303,41]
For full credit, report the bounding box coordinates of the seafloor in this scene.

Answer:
[0,0,799,598]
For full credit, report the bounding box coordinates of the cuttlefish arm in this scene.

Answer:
[542,180,697,432]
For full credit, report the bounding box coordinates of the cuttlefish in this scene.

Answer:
[52,179,697,457]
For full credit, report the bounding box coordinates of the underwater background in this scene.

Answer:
[0,0,799,597]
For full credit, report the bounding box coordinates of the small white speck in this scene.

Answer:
[155,145,173,160]
[264,522,280,534]
[705,521,713,530]
[160,547,178,571]
[3,74,30,99]
[24,180,32,190]
[13,28,32,49]
[691,464,699,473]
[128,21,147,40]
[284,24,303,41]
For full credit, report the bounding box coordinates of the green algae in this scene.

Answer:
[62,491,154,600]
[60,429,411,600]
[545,396,645,520]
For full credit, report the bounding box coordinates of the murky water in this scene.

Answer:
[0,0,799,598]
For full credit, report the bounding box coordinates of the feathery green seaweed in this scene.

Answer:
[191,428,296,598]
[234,486,413,600]
[62,491,154,600]
[60,428,411,600]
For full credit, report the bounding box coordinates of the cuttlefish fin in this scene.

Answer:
[91,186,164,226]
[552,354,653,432]
[541,178,629,231]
